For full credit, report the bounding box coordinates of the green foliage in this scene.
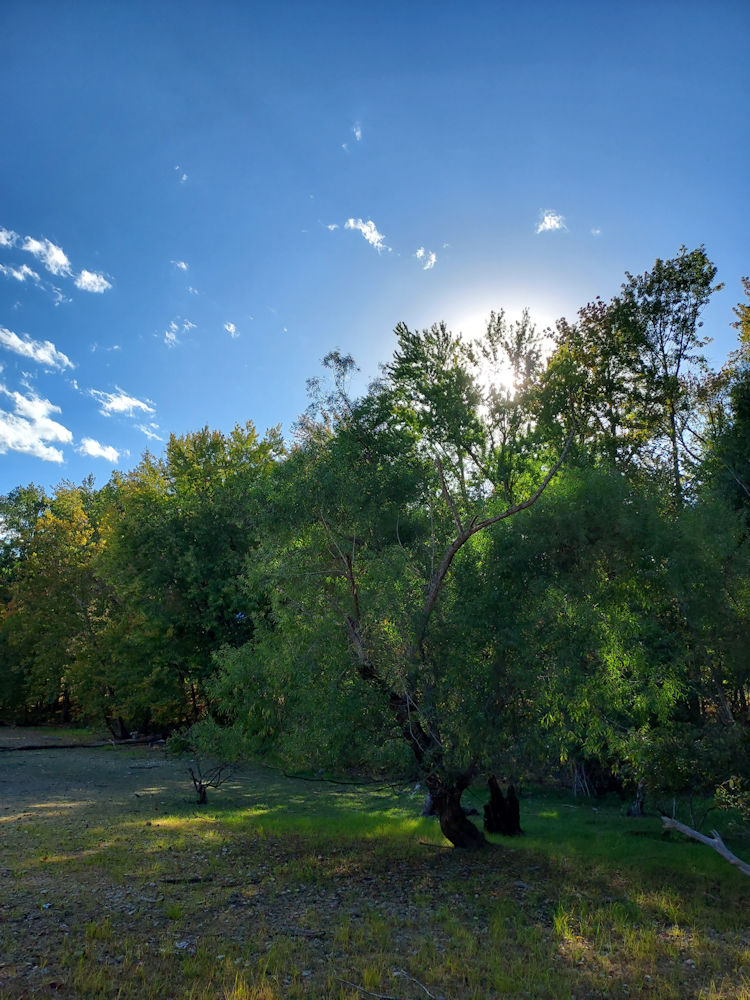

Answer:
[1,249,747,829]
[0,423,282,729]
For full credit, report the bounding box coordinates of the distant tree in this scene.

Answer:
[0,484,51,718]
[0,480,113,723]
[549,247,721,504]
[100,422,283,729]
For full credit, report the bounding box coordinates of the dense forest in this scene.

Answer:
[2,247,749,846]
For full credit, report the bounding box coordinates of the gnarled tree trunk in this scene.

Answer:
[427,769,487,850]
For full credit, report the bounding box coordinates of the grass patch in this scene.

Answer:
[1,735,748,998]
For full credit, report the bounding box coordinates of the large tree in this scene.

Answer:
[213,316,576,848]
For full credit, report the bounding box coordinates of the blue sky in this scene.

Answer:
[1,0,748,493]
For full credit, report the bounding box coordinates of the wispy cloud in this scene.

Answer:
[415,247,437,270]
[90,387,155,417]
[171,260,189,271]
[535,210,567,234]
[163,317,195,348]
[0,326,74,370]
[352,122,362,142]
[187,285,199,295]
[591,227,602,236]
[165,320,179,347]
[326,223,339,231]
[21,236,72,276]
[78,437,119,462]
[175,165,188,183]
[0,227,18,247]
[0,263,39,283]
[0,384,72,462]
[224,322,239,338]
[75,269,112,293]
[345,218,390,253]
[138,422,163,442]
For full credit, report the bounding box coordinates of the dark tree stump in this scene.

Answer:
[484,776,522,836]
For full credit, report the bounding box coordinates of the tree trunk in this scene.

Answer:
[626,779,645,817]
[427,776,487,850]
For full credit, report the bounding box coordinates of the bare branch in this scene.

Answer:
[392,969,439,999]
[660,816,750,877]
[334,977,402,1000]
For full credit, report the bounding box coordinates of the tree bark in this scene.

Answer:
[426,769,487,850]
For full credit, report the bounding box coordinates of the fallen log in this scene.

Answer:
[660,815,750,877]
[0,737,157,752]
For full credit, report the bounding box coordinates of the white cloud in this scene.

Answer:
[591,227,602,236]
[21,236,72,276]
[138,422,163,441]
[326,223,339,231]
[0,384,72,462]
[180,173,188,183]
[164,320,179,348]
[78,437,119,462]
[415,247,437,270]
[0,263,39,283]
[90,387,155,417]
[171,260,189,271]
[535,210,567,234]
[187,285,199,295]
[352,122,362,142]
[75,269,112,293]
[345,218,390,253]
[0,326,74,369]
[164,318,195,346]
[224,322,239,338]
[0,227,18,247]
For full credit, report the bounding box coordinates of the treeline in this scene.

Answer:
[1,248,748,836]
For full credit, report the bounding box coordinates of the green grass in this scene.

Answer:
[1,737,749,998]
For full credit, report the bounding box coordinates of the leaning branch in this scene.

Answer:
[660,816,750,877]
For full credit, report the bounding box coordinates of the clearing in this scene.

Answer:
[1,728,748,999]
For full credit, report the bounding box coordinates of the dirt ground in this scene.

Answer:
[0,727,195,815]
[2,728,749,1000]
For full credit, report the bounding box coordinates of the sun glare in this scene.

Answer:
[448,295,563,397]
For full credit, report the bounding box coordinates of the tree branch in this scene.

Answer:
[413,425,576,654]
[660,816,750,877]
[435,454,463,535]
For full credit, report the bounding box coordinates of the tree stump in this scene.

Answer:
[484,776,522,835]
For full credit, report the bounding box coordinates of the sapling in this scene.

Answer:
[168,718,248,804]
